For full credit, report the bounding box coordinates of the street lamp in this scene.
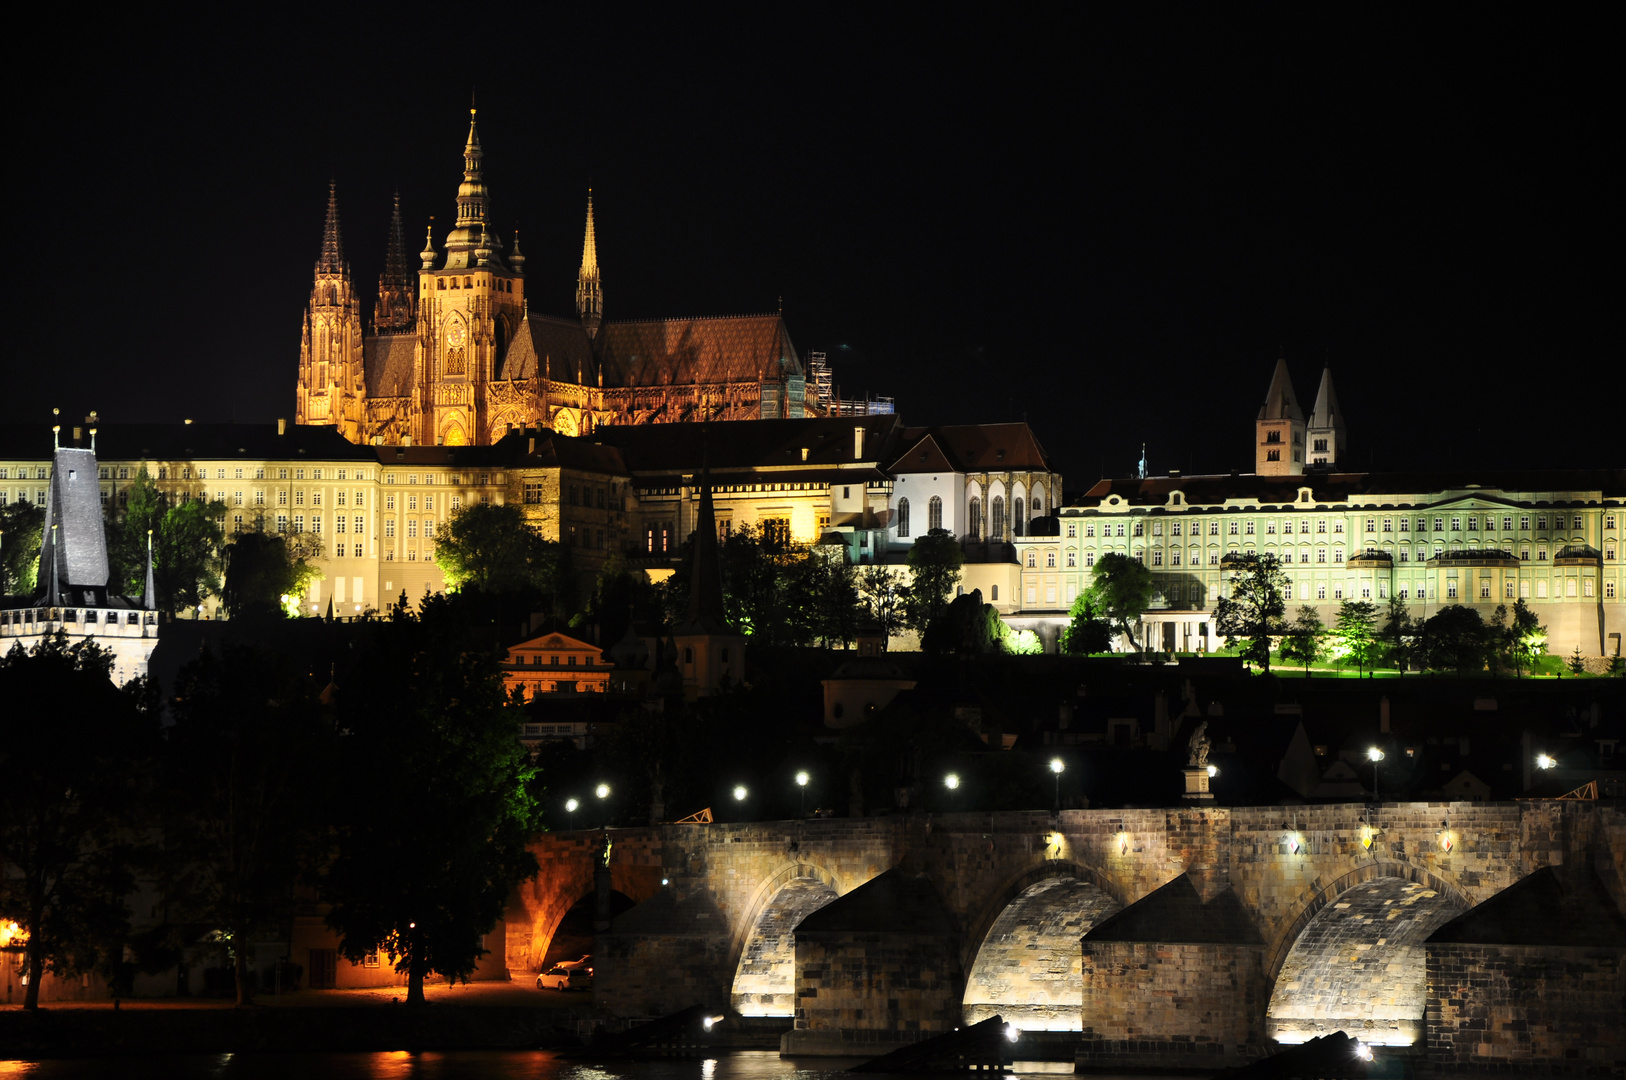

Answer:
[1049,758,1065,812]
[944,772,960,811]
[565,797,579,831]
[1367,747,1385,802]
[1536,754,1556,770]
[795,771,810,817]
[595,783,611,828]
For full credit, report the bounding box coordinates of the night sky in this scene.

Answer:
[17,12,1618,487]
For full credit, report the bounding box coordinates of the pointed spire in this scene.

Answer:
[576,189,604,339]
[682,435,729,632]
[317,182,346,274]
[510,227,526,274]
[1308,364,1342,431]
[1257,356,1303,422]
[420,220,438,270]
[374,193,416,333]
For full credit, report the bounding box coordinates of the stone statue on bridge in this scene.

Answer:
[1187,720,1211,767]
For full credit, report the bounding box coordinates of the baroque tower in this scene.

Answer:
[410,109,527,446]
[576,190,603,340]
[296,183,365,441]
[1306,364,1346,468]
[1255,356,1305,475]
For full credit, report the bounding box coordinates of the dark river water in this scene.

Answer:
[0,1051,1185,1080]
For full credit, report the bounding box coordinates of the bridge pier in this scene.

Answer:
[511,803,1625,1070]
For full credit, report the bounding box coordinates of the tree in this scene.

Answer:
[1060,592,1114,655]
[1419,605,1491,676]
[922,589,1004,656]
[220,530,327,620]
[1333,599,1379,677]
[320,594,541,1005]
[1212,552,1288,673]
[904,529,963,632]
[160,645,333,1005]
[857,564,909,640]
[436,502,563,596]
[1084,552,1155,652]
[785,549,861,647]
[1505,598,1547,677]
[1279,604,1327,675]
[0,498,45,596]
[153,498,227,615]
[1377,597,1416,674]
[107,465,163,598]
[1568,647,1587,676]
[0,635,157,1009]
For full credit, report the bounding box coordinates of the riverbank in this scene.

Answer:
[0,983,598,1058]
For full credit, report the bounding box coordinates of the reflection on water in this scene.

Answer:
[0,1051,1193,1080]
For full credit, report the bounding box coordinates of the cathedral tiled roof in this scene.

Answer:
[594,314,801,388]
[892,423,1054,473]
[497,315,598,383]
[363,333,416,398]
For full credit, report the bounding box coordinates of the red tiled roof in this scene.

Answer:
[595,314,800,387]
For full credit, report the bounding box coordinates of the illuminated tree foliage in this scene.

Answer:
[1061,592,1114,655]
[904,529,963,633]
[1378,597,1418,674]
[1213,552,1288,673]
[320,594,541,1006]
[0,498,44,596]
[1334,599,1379,676]
[220,530,326,619]
[1279,604,1327,675]
[436,502,566,596]
[1084,552,1155,653]
[0,634,156,1009]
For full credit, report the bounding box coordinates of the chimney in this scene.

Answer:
[73,426,83,441]
[527,436,536,454]
[854,426,865,460]
[277,418,287,436]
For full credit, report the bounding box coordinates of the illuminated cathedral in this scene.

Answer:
[296,111,814,447]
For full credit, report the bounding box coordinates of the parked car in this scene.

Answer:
[536,955,594,990]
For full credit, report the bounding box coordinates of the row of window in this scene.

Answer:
[1065,512,1619,539]
[894,496,944,537]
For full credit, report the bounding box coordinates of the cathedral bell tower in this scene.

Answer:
[296,183,365,441]
[1306,364,1346,468]
[411,110,526,446]
[1255,356,1305,476]
[576,190,603,340]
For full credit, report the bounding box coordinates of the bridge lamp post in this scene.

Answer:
[1536,753,1557,770]
[1367,747,1385,803]
[795,771,810,817]
[595,783,611,828]
[565,797,579,831]
[1049,758,1065,813]
[944,772,960,811]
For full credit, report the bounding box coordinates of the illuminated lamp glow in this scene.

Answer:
[1004,1023,1020,1042]
[944,773,960,790]
[733,785,748,801]
[1536,754,1556,769]
[1207,764,1218,778]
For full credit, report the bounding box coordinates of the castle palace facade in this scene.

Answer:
[296,112,815,448]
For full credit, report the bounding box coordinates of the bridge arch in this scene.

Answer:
[728,861,847,1017]
[961,860,1125,1030]
[1265,861,1470,1047]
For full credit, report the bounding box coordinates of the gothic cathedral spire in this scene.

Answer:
[576,189,603,340]
[296,184,364,441]
[374,193,416,334]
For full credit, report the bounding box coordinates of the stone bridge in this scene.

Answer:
[504,802,1626,1071]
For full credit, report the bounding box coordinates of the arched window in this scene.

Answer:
[897,497,911,538]
[1032,495,1042,513]
[1014,497,1027,536]
[928,495,943,532]
[969,497,982,540]
[992,496,1005,539]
